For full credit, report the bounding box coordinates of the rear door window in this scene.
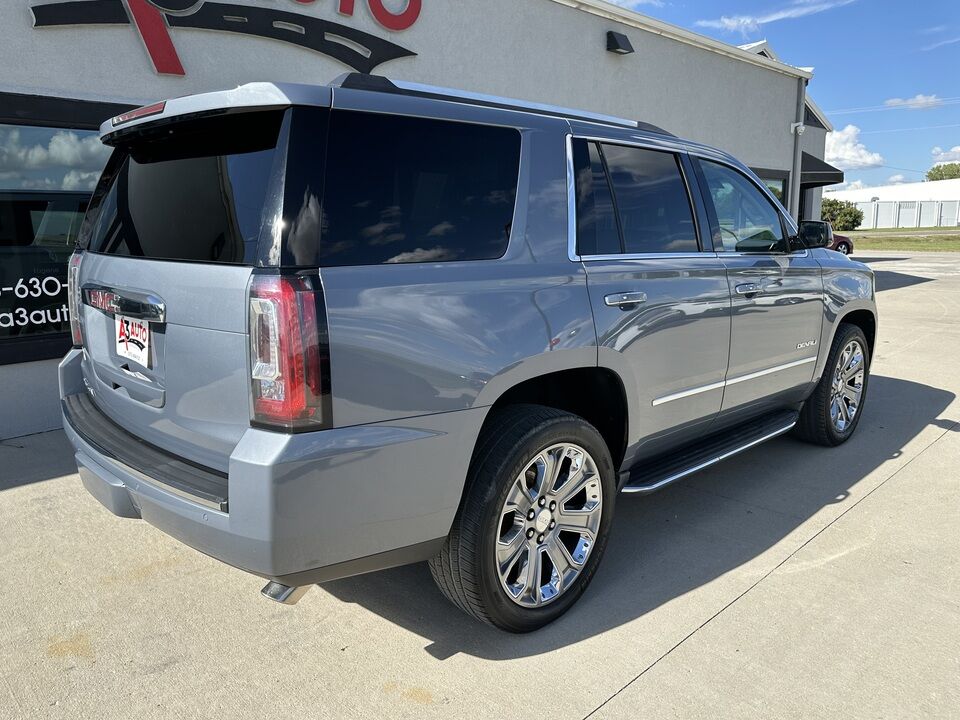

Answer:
[572,140,622,256]
[314,112,521,266]
[601,144,699,255]
[83,111,285,265]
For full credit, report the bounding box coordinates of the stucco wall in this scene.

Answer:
[1,0,800,171]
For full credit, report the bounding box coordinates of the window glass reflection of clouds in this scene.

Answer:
[0,125,109,191]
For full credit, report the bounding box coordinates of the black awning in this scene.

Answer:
[801,152,844,188]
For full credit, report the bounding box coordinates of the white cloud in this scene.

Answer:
[932,146,960,164]
[826,125,885,170]
[386,247,458,264]
[828,179,868,192]
[884,94,943,110]
[920,25,947,35]
[607,0,665,9]
[923,36,960,52]
[0,128,109,173]
[887,174,906,184]
[62,170,101,191]
[696,0,855,36]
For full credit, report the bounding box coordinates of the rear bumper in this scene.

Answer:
[59,349,484,585]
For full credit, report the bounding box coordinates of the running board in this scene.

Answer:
[622,409,799,494]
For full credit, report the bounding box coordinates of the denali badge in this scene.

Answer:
[797,340,818,350]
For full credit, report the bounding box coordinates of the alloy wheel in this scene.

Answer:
[830,340,865,432]
[494,443,602,607]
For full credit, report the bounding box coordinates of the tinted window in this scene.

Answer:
[83,111,284,265]
[602,144,698,254]
[316,112,520,266]
[573,140,621,256]
[700,161,786,253]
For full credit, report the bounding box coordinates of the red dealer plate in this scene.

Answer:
[115,315,151,368]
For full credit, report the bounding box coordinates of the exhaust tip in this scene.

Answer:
[261,581,311,605]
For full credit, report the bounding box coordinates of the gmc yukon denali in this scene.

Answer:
[60,75,876,632]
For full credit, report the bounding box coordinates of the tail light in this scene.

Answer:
[67,252,84,347]
[249,273,331,432]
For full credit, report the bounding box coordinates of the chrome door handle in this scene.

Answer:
[735,282,762,296]
[604,291,647,308]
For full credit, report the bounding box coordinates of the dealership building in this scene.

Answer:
[0,0,842,439]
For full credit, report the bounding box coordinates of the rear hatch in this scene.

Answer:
[74,97,320,472]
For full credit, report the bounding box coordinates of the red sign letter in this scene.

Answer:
[367,0,421,31]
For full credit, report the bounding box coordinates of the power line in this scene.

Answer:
[826,96,960,115]
[859,122,960,135]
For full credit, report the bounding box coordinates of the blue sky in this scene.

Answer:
[612,0,960,189]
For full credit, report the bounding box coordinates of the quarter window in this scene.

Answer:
[572,140,621,256]
[699,161,787,253]
[316,112,521,266]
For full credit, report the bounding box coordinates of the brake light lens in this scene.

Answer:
[67,252,84,347]
[249,273,330,431]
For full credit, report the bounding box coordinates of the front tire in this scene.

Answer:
[429,405,616,632]
[796,323,870,446]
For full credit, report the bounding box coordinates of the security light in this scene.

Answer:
[607,31,635,55]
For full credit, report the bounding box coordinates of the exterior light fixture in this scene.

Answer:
[607,31,634,55]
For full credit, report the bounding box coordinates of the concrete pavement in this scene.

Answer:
[1,251,958,719]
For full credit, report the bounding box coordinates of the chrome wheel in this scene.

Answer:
[838,244,850,255]
[495,443,602,608]
[830,340,865,432]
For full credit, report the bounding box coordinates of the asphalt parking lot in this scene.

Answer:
[2,251,958,719]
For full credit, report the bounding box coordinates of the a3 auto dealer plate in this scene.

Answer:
[115,315,150,368]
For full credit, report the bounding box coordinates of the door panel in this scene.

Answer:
[587,257,732,456]
[720,252,823,411]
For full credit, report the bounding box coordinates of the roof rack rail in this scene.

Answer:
[328,73,674,137]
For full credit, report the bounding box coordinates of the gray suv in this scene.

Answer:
[60,75,876,632]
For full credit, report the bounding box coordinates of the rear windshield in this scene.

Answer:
[82,111,284,265]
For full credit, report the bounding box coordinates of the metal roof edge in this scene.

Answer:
[547,0,813,80]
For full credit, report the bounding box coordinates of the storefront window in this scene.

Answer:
[761,178,785,203]
[0,124,108,344]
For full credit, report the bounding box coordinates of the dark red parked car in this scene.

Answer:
[799,220,854,255]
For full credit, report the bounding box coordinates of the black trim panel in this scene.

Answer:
[0,91,133,130]
[63,392,229,512]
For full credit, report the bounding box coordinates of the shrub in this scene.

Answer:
[926,163,960,182]
[821,198,863,231]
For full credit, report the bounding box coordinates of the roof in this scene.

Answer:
[739,40,833,131]
[546,0,812,80]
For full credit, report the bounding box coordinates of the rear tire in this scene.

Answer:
[429,404,616,633]
[795,323,870,446]
[838,242,852,255]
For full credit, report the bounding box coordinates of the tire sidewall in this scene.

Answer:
[474,416,616,632]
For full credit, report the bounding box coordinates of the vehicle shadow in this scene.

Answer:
[0,430,78,491]
[321,375,955,659]
[873,270,934,292]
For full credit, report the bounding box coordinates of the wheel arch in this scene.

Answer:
[478,367,629,471]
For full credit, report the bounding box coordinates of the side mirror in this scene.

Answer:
[798,221,831,248]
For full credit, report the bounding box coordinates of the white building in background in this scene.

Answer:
[825,178,960,203]
[825,179,960,230]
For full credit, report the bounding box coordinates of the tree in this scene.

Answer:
[926,163,960,182]
[821,198,863,232]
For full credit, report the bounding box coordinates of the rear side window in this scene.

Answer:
[601,144,698,255]
[572,139,698,256]
[315,112,520,266]
[83,111,285,265]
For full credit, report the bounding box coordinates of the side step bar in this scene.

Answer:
[623,409,799,494]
